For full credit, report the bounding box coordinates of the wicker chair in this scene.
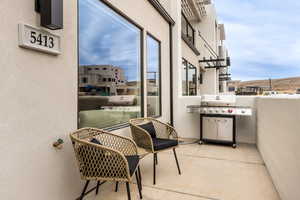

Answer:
[129,118,181,185]
[70,128,142,200]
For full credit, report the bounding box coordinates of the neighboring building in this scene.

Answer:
[228,81,269,95]
[229,77,300,95]
[227,80,242,93]
[236,86,265,96]
[79,65,126,95]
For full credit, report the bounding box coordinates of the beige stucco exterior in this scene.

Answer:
[257,97,300,200]
[0,0,171,199]
[181,40,199,68]
[3,1,298,200]
[0,0,79,199]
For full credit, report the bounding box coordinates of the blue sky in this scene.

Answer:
[147,36,160,80]
[215,0,300,81]
[79,0,159,82]
[79,0,141,81]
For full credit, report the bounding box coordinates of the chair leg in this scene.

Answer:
[138,166,142,190]
[80,180,90,200]
[135,171,143,199]
[115,181,119,192]
[153,154,156,185]
[126,182,131,200]
[155,153,158,165]
[96,181,100,195]
[173,148,181,175]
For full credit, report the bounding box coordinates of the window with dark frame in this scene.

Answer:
[182,59,188,96]
[146,34,161,118]
[182,58,197,96]
[181,13,195,45]
[78,0,142,129]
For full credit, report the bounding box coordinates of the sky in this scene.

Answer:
[79,0,159,82]
[79,0,141,81]
[214,0,300,81]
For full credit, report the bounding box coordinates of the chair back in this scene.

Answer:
[70,128,129,181]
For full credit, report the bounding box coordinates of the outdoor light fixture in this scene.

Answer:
[35,0,63,30]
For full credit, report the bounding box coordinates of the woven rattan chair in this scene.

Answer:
[70,128,142,200]
[129,118,181,185]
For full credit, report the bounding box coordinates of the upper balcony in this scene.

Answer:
[181,12,200,56]
[181,0,211,22]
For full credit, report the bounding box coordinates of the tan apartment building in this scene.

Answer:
[79,65,127,95]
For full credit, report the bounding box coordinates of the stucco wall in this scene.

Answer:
[0,0,79,199]
[196,4,219,56]
[174,97,202,138]
[201,68,218,95]
[194,4,219,95]
[235,96,257,144]
[0,0,172,199]
[257,97,300,200]
[182,40,199,67]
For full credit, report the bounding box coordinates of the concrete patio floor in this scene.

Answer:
[84,143,280,200]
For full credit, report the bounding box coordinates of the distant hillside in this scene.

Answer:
[232,77,300,93]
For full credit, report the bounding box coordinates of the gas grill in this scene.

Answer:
[187,95,252,148]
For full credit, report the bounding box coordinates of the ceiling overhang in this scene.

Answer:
[181,0,211,22]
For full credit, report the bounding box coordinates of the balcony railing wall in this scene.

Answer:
[256,97,300,200]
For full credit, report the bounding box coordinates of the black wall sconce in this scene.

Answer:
[35,0,63,30]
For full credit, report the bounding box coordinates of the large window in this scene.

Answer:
[146,34,161,117]
[79,0,142,129]
[181,13,195,45]
[182,59,197,96]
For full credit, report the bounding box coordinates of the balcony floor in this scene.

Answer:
[84,143,280,200]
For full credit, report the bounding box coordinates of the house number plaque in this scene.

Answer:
[18,24,61,55]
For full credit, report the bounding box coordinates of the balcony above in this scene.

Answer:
[181,0,211,22]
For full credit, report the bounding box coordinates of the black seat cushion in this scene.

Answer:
[90,138,139,176]
[90,138,102,145]
[125,155,139,176]
[138,122,157,138]
[152,138,178,151]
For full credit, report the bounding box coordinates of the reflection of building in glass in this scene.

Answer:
[147,71,159,96]
[79,65,127,96]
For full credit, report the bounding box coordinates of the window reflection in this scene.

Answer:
[182,58,197,96]
[147,35,161,117]
[79,0,142,128]
[182,14,195,44]
[182,59,188,96]
[188,64,197,96]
